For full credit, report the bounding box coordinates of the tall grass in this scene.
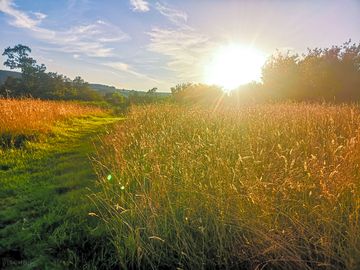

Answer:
[93,103,360,269]
[0,98,104,147]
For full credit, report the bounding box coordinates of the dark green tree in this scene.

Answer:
[147,87,158,94]
[2,44,103,101]
[2,44,36,72]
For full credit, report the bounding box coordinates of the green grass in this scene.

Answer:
[0,115,122,269]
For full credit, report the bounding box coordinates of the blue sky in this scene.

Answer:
[0,0,359,91]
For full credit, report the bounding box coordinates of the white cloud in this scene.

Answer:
[32,11,47,20]
[0,0,44,28]
[103,61,165,84]
[0,0,129,57]
[103,62,129,71]
[148,2,214,82]
[129,0,149,12]
[147,26,214,81]
[155,2,187,25]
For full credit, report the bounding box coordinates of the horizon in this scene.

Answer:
[1,0,360,92]
[1,1,360,268]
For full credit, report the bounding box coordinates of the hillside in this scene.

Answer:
[89,83,139,96]
[0,70,21,85]
[89,83,170,97]
[0,70,169,97]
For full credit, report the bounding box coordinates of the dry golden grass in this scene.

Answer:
[94,103,360,269]
[0,98,104,136]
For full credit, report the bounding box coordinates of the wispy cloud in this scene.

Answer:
[103,61,165,84]
[148,3,214,82]
[129,0,149,12]
[51,20,129,57]
[0,0,45,28]
[155,2,187,25]
[0,0,129,57]
[147,27,214,81]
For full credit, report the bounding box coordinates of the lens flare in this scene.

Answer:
[204,44,266,90]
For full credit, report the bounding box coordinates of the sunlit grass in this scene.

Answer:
[0,98,105,147]
[93,103,360,269]
[0,115,121,268]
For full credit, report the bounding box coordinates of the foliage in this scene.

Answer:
[169,41,360,104]
[228,81,269,104]
[171,82,224,105]
[2,45,38,72]
[0,98,105,147]
[261,40,360,101]
[94,103,360,269]
[1,45,168,108]
[1,45,103,101]
[127,88,168,105]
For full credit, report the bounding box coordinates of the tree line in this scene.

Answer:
[1,45,104,101]
[171,40,360,104]
[0,45,165,110]
[3,41,360,107]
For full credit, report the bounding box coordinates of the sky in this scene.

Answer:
[0,0,359,92]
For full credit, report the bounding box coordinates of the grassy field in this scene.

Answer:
[0,98,105,148]
[1,99,359,269]
[0,99,121,269]
[94,103,360,269]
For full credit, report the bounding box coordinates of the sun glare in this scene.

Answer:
[204,44,266,90]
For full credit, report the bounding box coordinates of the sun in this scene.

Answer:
[204,44,266,90]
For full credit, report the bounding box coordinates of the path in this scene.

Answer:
[0,116,121,269]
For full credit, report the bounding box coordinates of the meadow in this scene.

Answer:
[1,2,359,268]
[0,98,104,147]
[93,103,360,269]
[0,99,120,269]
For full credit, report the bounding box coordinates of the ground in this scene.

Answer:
[0,116,121,269]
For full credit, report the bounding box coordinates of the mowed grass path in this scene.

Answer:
[0,116,121,269]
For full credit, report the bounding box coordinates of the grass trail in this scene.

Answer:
[0,116,121,269]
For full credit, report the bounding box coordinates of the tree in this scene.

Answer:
[2,44,104,101]
[170,83,192,95]
[0,76,22,97]
[261,50,300,100]
[2,44,36,72]
[2,44,48,97]
[261,41,360,102]
[171,83,223,105]
[72,76,102,101]
[147,87,158,94]
[2,44,46,78]
[230,82,267,104]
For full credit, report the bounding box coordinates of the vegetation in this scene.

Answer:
[0,98,105,147]
[170,41,360,105]
[171,83,223,105]
[1,40,360,269]
[93,103,360,269]
[261,40,360,102]
[0,115,121,269]
[0,45,169,111]
[1,45,104,101]
[0,98,121,268]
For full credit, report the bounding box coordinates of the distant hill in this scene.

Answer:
[0,70,21,85]
[89,83,139,97]
[89,83,170,97]
[0,70,170,97]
